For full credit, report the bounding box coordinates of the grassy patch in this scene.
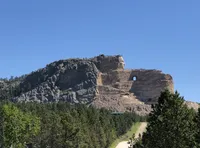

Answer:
[109,122,141,148]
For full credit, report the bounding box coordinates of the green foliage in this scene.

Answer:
[195,108,200,147]
[136,90,197,148]
[0,102,146,148]
[0,83,21,101]
[109,122,141,148]
[0,103,40,148]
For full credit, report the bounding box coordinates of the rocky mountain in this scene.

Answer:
[0,54,198,115]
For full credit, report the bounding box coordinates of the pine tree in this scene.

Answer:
[195,108,200,147]
[139,89,196,148]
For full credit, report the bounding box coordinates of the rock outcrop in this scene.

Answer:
[185,101,199,111]
[0,54,198,115]
[14,59,99,104]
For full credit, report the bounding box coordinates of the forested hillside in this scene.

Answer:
[0,101,146,148]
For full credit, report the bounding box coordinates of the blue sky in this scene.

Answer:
[0,0,199,102]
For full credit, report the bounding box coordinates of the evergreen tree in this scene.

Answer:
[138,90,196,148]
[0,101,145,148]
[195,108,200,147]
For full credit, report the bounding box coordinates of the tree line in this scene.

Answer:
[0,101,146,148]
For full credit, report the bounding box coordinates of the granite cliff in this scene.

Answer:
[0,55,198,115]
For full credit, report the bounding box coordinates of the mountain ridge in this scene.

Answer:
[0,54,198,115]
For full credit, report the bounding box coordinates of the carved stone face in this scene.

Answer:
[118,56,125,69]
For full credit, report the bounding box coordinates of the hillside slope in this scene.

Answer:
[0,55,198,115]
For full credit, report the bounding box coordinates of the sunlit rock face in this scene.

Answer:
[118,56,125,69]
[5,54,198,115]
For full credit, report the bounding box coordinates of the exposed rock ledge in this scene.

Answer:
[0,54,198,115]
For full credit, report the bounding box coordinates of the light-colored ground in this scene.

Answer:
[115,141,130,148]
[109,123,141,148]
[115,122,147,148]
[134,122,147,138]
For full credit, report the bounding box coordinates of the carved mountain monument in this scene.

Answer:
[0,54,197,115]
